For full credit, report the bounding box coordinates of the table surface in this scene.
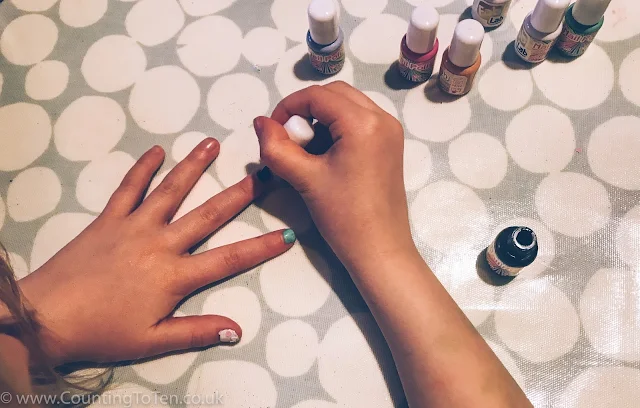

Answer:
[1,0,639,407]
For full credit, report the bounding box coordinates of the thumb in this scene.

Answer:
[254,116,322,192]
[148,315,242,355]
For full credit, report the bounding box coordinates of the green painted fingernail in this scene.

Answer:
[283,229,296,244]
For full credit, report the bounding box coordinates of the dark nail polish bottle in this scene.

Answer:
[486,226,538,277]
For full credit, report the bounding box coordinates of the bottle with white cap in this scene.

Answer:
[256,115,315,183]
[514,0,571,63]
[438,19,484,96]
[398,5,440,82]
[307,0,345,75]
[555,0,612,57]
[472,0,512,28]
[284,115,315,147]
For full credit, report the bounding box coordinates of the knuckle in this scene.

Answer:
[197,205,221,224]
[327,80,348,90]
[109,183,135,203]
[157,176,181,196]
[222,249,243,270]
[305,85,324,99]
[116,181,139,196]
[359,113,382,133]
[189,329,209,348]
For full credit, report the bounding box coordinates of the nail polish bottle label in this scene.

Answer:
[486,241,522,277]
[556,23,597,57]
[398,53,435,82]
[308,44,345,75]
[439,67,468,95]
[474,0,511,27]
[515,26,555,63]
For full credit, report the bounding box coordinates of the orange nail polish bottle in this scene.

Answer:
[438,19,484,96]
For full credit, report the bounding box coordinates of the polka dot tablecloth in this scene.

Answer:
[1,0,639,407]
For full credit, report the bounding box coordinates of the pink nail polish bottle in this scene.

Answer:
[398,5,440,83]
[307,0,345,75]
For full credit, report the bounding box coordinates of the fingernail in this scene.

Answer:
[257,166,272,183]
[219,329,240,344]
[283,229,296,245]
[253,117,264,135]
[203,138,218,151]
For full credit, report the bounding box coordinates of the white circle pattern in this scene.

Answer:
[0,0,638,405]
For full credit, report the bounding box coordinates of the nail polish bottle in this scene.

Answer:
[472,0,512,28]
[257,116,315,182]
[398,5,440,83]
[438,19,484,96]
[284,115,315,147]
[555,0,612,58]
[486,226,538,277]
[514,0,570,63]
[307,0,345,75]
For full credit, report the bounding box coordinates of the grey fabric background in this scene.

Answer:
[0,0,639,407]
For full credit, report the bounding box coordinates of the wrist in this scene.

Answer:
[16,277,70,366]
[337,233,423,278]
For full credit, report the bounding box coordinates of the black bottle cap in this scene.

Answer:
[494,226,538,268]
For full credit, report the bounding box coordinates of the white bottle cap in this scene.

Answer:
[284,115,315,147]
[530,0,570,33]
[572,0,612,26]
[448,19,484,68]
[308,0,339,45]
[406,5,440,54]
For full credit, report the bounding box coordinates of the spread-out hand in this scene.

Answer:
[18,138,294,365]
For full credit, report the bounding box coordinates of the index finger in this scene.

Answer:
[271,84,366,128]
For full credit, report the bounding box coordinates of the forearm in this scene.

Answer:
[345,246,532,408]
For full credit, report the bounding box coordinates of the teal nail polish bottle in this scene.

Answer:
[283,229,296,244]
[556,0,611,58]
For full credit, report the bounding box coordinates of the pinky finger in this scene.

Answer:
[178,229,296,296]
[102,146,165,217]
[147,315,242,355]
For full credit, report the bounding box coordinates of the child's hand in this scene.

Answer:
[254,82,412,272]
[18,139,294,365]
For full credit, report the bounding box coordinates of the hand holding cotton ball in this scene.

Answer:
[284,115,315,147]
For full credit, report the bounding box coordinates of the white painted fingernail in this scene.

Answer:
[219,329,240,343]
